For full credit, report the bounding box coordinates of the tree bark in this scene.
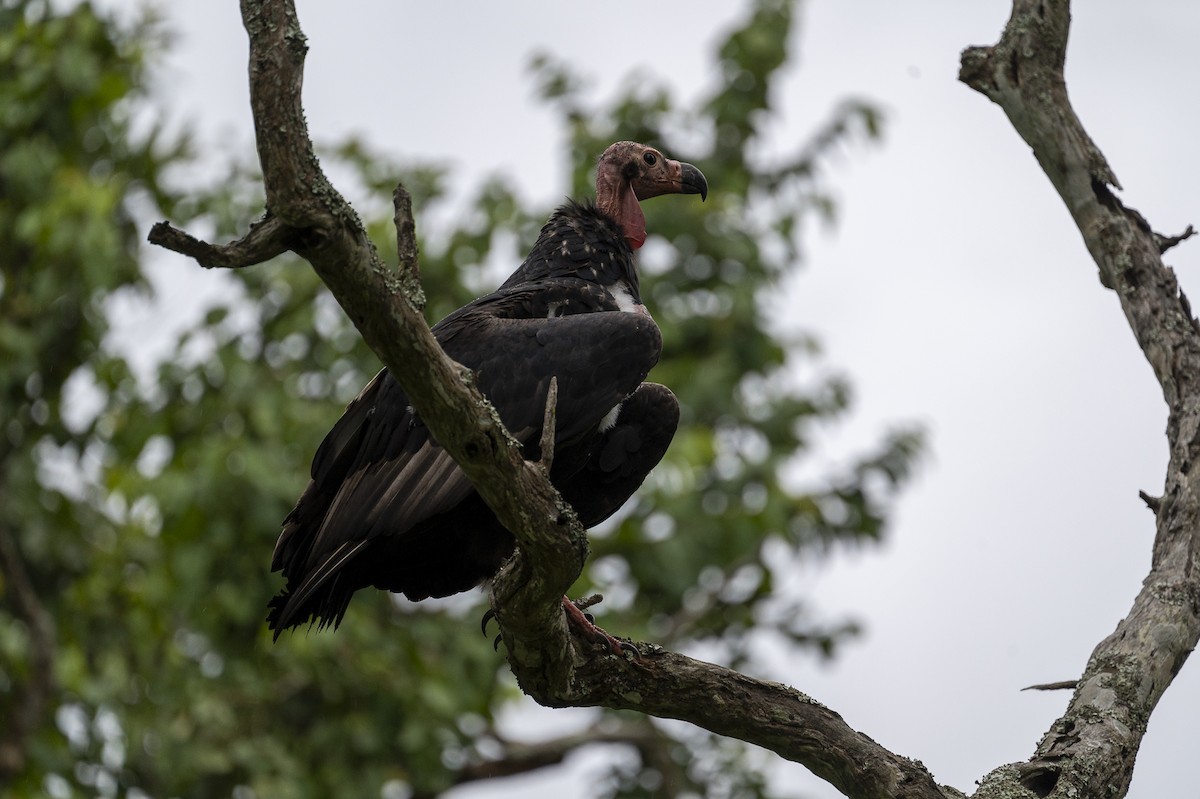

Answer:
[960,1,1200,797]
[148,0,1196,797]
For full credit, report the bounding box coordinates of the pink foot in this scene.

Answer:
[560,596,639,658]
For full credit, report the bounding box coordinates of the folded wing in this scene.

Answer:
[267,307,663,634]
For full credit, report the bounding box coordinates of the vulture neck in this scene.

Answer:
[595,169,646,250]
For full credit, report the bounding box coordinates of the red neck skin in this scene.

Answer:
[596,166,646,250]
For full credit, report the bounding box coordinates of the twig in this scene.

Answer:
[1154,224,1195,255]
[1021,680,1078,692]
[148,213,292,268]
[392,182,425,308]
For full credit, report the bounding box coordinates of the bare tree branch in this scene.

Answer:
[537,648,958,798]
[961,2,1199,797]
[1154,224,1196,255]
[392,182,424,306]
[1021,681,1078,693]
[147,214,291,269]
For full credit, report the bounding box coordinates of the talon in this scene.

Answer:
[493,633,504,651]
[481,608,496,636]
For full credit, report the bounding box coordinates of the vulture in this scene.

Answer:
[267,141,708,645]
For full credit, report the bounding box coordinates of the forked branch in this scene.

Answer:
[148,214,291,269]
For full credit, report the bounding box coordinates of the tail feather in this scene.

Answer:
[266,540,368,639]
[265,586,354,640]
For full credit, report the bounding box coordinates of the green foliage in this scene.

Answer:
[0,1,183,794]
[0,1,922,798]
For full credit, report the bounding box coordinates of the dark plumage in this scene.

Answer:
[267,142,707,638]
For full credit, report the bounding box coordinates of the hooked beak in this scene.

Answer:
[679,161,708,201]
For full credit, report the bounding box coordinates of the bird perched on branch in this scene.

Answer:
[267,141,708,646]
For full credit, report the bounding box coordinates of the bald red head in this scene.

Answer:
[594,142,707,250]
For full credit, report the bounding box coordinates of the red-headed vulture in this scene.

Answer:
[267,142,708,641]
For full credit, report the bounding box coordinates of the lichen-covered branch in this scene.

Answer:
[392,183,424,306]
[147,213,291,268]
[559,648,956,799]
[961,2,1200,796]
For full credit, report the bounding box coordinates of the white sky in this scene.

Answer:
[100,1,1199,796]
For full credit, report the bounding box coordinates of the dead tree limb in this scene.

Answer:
[961,2,1200,796]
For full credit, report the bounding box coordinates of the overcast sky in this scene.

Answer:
[99,1,1198,796]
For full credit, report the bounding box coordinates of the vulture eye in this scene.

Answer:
[642,151,657,166]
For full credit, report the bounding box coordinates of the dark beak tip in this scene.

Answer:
[680,162,708,202]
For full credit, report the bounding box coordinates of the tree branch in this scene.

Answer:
[537,648,956,799]
[1153,224,1195,255]
[961,2,1200,797]
[392,182,424,307]
[147,213,292,269]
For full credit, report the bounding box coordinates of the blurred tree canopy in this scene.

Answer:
[0,0,921,797]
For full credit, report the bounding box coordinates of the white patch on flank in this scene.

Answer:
[599,403,622,432]
[546,301,566,318]
[610,280,638,313]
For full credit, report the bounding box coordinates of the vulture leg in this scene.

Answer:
[554,382,680,527]
[561,596,639,658]
[480,599,639,657]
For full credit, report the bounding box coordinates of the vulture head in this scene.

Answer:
[595,141,708,250]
